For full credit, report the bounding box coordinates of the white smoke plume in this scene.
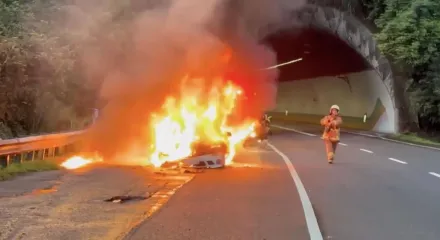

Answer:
[61,0,306,162]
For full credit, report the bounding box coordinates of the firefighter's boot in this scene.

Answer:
[327,152,334,164]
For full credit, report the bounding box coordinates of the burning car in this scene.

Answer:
[243,114,271,146]
[147,77,257,169]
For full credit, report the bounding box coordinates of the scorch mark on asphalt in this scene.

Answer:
[267,142,323,240]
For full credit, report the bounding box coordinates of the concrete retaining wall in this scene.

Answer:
[271,70,397,133]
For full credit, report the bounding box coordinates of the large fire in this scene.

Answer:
[61,75,256,169]
[149,75,256,167]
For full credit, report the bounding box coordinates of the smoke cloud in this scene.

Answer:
[65,0,306,163]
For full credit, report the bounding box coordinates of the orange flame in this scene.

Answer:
[149,76,255,167]
[60,76,256,169]
[60,155,102,170]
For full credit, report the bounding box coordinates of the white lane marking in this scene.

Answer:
[429,172,440,178]
[360,148,373,153]
[267,142,323,240]
[344,131,377,138]
[272,125,317,137]
[339,143,347,146]
[388,158,408,165]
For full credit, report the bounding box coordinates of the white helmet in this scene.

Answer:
[330,105,340,112]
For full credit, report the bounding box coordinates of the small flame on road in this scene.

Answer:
[60,156,95,169]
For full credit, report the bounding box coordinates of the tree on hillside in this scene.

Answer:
[363,0,440,132]
[0,0,96,137]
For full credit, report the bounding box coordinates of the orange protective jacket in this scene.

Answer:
[320,115,343,142]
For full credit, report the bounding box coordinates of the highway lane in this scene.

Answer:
[270,126,440,240]
[127,124,440,240]
[126,147,310,240]
[274,123,440,175]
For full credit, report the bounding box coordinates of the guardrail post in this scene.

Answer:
[43,148,49,160]
[48,148,55,158]
[36,150,43,160]
[55,147,60,156]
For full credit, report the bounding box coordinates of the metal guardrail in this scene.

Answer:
[0,131,84,168]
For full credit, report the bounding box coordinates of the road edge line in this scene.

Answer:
[267,142,323,240]
[343,131,440,151]
[271,122,440,151]
[272,125,317,137]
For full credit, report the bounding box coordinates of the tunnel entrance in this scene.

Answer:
[262,26,396,133]
[264,27,371,81]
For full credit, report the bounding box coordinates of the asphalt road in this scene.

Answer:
[0,165,193,240]
[126,145,309,240]
[129,124,440,240]
[270,124,440,240]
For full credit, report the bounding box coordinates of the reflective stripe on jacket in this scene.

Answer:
[320,115,342,142]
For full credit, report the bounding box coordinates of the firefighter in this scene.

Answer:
[320,105,342,164]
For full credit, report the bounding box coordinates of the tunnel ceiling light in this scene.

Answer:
[263,58,303,70]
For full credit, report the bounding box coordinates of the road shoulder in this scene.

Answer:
[0,165,193,240]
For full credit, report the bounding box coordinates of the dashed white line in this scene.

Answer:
[429,172,440,178]
[272,125,317,137]
[360,148,373,153]
[267,142,323,240]
[339,143,347,146]
[388,158,408,165]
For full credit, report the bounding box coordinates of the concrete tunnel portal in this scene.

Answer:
[260,6,399,133]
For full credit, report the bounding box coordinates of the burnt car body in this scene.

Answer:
[243,116,271,146]
[160,141,228,169]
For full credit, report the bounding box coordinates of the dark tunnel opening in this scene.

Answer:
[262,27,397,133]
[262,27,372,82]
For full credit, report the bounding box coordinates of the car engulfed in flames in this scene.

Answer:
[149,75,256,168]
[61,74,258,170]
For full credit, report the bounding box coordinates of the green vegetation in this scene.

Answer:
[362,0,440,133]
[0,160,59,181]
[387,132,440,147]
[0,0,102,138]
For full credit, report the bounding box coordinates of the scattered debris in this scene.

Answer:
[104,195,148,203]
[160,161,182,169]
[159,153,225,170]
[183,168,204,173]
[181,154,225,169]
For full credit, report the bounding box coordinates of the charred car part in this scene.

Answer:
[243,117,270,146]
[159,141,227,169]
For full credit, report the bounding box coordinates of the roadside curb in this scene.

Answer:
[272,123,440,152]
[343,130,440,151]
